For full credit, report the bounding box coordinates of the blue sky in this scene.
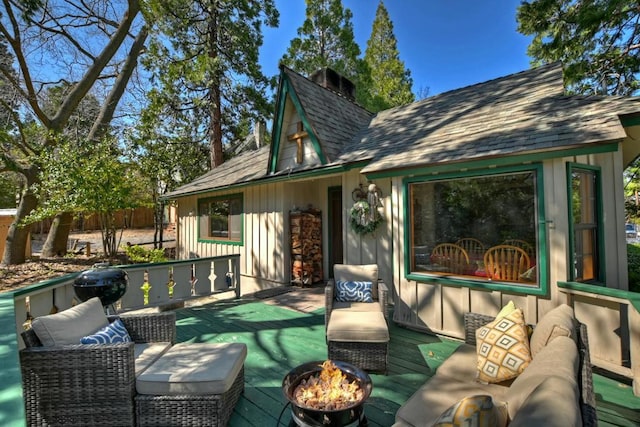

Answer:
[260,0,533,96]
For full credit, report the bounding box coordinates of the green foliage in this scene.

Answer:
[141,0,279,167]
[361,1,414,112]
[0,173,20,208]
[627,243,640,292]
[26,137,149,257]
[280,0,363,81]
[124,244,167,264]
[517,0,640,95]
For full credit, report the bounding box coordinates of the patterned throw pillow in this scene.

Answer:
[476,308,531,383]
[335,280,373,302]
[434,395,508,427]
[80,318,132,344]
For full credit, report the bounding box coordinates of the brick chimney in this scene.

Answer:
[310,68,356,101]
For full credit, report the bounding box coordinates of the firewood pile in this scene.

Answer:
[293,360,364,411]
[291,209,323,285]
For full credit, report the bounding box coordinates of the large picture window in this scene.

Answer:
[408,168,541,287]
[198,194,243,243]
[569,166,601,283]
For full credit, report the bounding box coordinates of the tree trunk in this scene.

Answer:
[1,167,39,265]
[41,211,73,257]
[208,4,224,168]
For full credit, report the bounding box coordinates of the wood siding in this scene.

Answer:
[392,151,631,355]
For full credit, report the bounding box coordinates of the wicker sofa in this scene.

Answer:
[20,297,176,427]
[325,264,389,373]
[393,305,597,427]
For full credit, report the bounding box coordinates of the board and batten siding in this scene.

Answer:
[340,170,393,288]
[176,184,289,295]
[391,151,629,341]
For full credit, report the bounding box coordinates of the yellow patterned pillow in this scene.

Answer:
[434,395,508,427]
[496,300,516,319]
[476,308,532,383]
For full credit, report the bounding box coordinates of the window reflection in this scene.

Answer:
[409,171,538,285]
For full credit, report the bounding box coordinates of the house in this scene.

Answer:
[164,63,640,389]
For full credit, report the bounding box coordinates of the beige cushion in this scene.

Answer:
[394,375,510,427]
[507,335,579,419]
[326,310,389,342]
[434,395,508,427]
[334,264,378,298]
[509,376,581,427]
[31,297,109,346]
[529,304,576,357]
[436,344,510,387]
[136,342,247,395]
[134,342,173,376]
[332,300,382,313]
[476,308,531,383]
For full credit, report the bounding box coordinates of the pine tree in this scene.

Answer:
[280,0,362,81]
[517,0,640,95]
[362,1,414,112]
[143,0,279,168]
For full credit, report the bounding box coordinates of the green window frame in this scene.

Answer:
[404,164,548,296]
[567,164,604,283]
[198,194,243,245]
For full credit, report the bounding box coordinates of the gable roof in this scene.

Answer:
[164,62,640,199]
[340,62,640,176]
[275,66,373,164]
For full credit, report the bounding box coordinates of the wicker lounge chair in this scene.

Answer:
[20,311,176,427]
[325,264,389,373]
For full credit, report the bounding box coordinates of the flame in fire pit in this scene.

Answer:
[293,360,364,411]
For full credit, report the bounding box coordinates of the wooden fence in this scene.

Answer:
[30,207,156,234]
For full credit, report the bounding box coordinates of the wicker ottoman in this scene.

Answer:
[326,310,389,373]
[135,342,247,427]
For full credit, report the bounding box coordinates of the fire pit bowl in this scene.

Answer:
[73,263,128,308]
[283,360,372,426]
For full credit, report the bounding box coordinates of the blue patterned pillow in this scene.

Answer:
[80,318,132,344]
[335,281,373,302]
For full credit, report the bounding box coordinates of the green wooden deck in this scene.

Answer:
[174,291,640,426]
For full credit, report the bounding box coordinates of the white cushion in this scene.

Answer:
[31,297,108,346]
[136,342,247,395]
[134,342,173,376]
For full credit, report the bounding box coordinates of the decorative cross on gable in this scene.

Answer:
[287,122,308,164]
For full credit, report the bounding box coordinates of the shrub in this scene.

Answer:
[124,244,167,264]
[627,243,640,293]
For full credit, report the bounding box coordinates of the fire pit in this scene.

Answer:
[73,263,128,313]
[283,360,372,426]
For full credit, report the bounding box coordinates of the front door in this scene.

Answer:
[328,186,343,278]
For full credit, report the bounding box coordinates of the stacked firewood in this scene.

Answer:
[291,209,323,285]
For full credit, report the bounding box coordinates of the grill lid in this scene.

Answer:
[73,262,128,307]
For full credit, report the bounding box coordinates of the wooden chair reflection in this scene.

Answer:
[455,238,485,262]
[501,239,535,258]
[431,243,470,274]
[484,244,531,282]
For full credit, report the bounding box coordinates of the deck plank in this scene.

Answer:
[173,293,640,426]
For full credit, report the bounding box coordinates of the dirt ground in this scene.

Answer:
[0,228,175,293]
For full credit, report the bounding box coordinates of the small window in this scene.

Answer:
[407,167,542,289]
[569,166,601,282]
[198,194,243,243]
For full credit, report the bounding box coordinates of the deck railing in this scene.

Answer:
[558,281,640,396]
[12,255,241,349]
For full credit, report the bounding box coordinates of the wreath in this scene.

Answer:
[349,200,382,236]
